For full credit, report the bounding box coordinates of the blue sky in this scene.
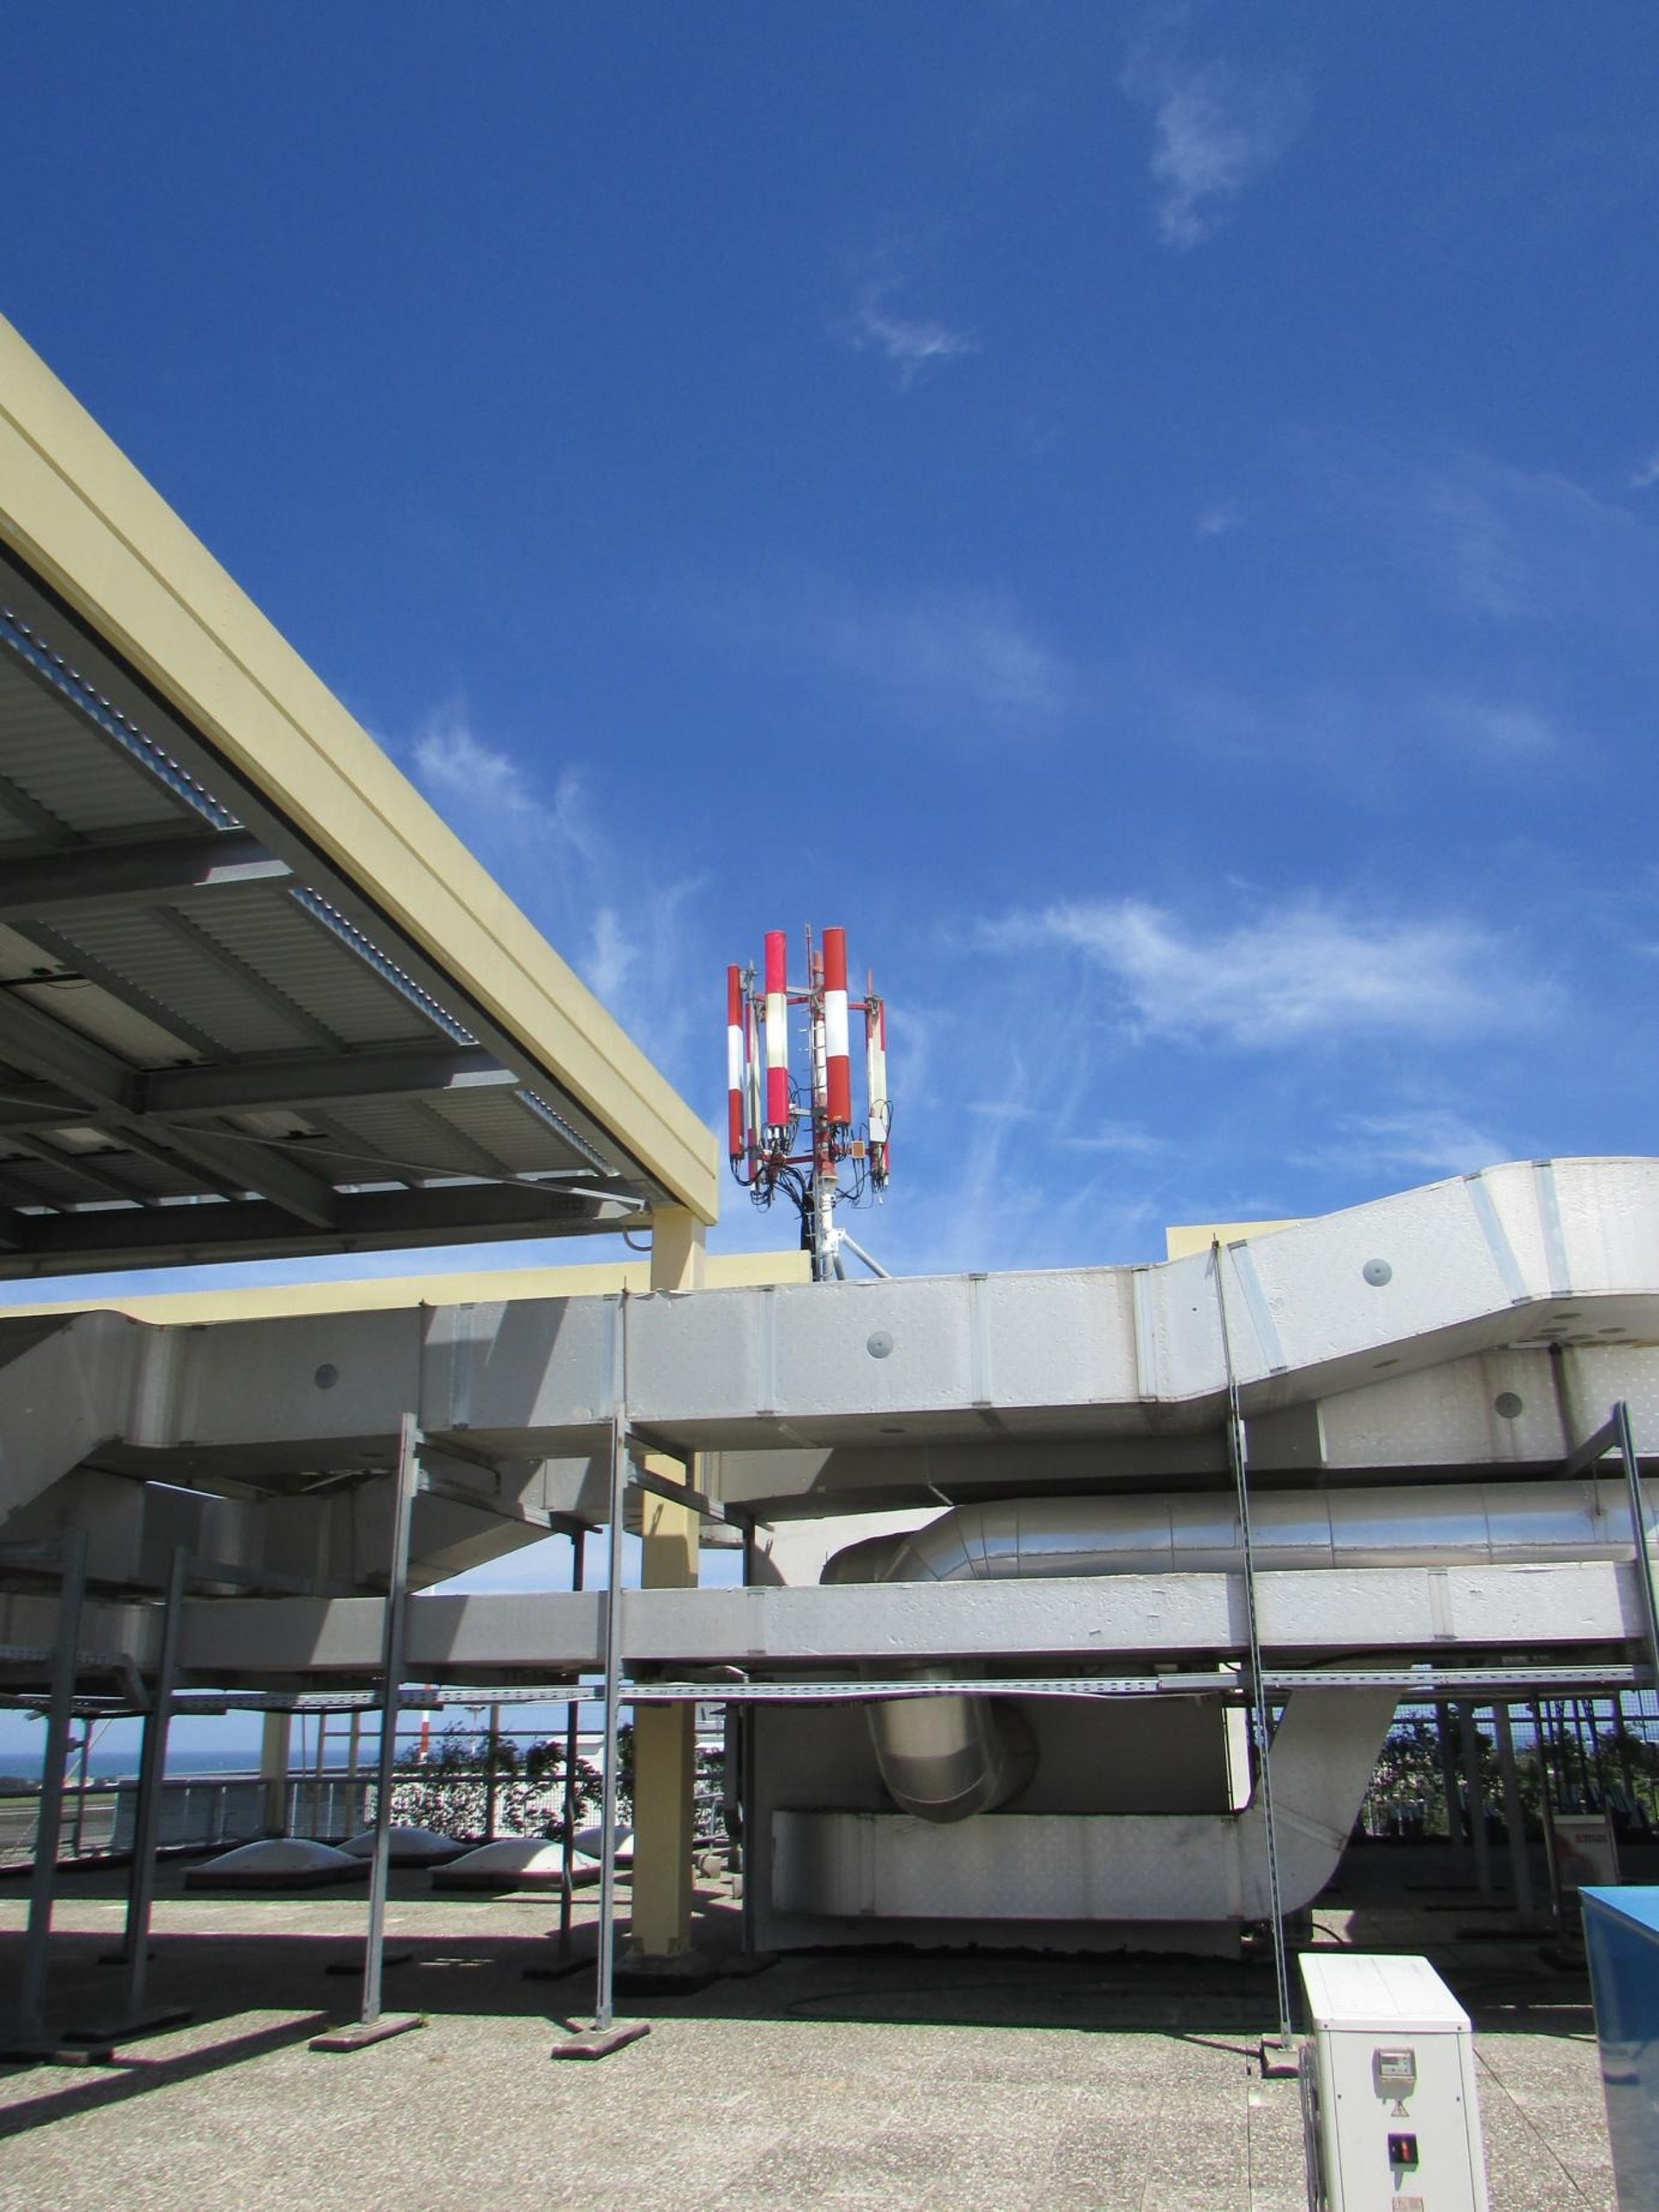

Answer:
[3,2,1657,1292]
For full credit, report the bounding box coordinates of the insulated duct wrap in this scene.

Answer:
[825,1478,1659,1823]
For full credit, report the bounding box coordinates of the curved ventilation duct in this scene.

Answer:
[826,1478,1659,1824]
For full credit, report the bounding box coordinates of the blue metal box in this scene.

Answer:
[1582,1886,1659,2211]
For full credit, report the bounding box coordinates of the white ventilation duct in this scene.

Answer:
[772,1687,1402,1923]
[827,1478,1659,1824]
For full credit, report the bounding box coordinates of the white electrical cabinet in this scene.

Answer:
[1299,1954,1490,2212]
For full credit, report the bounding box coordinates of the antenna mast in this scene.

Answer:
[726,925,889,1281]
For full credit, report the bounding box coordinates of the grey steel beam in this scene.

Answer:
[142,1046,518,1119]
[624,1664,1649,1701]
[142,1124,338,1230]
[165,1559,1654,1685]
[0,831,289,918]
[1560,1417,1621,1484]
[3,1179,637,1272]
[0,1126,159,1206]
[0,987,141,1110]
[0,762,73,846]
[0,987,337,1227]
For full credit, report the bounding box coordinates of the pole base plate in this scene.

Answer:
[308,2012,424,2052]
[0,2037,116,2067]
[1258,2037,1302,2079]
[550,2018,651,2060]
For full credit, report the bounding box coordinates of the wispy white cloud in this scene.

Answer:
[1426,691,1559,761]
[1312,440,1659,629]
[985,894,1534,1046]
[1121,41,1306,249]
[1630,449,1659,491]
[686,572,1071,734]
[409,709,706,1081]
[842,282,977,387]
[1300,1107,1515,1179]
[1195,502,1243,540]
[1060,1121,1167,1156]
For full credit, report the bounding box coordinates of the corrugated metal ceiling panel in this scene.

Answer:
[184,886,439,1049]
[44,908,328,1058]
[8,973,202,1070]
[0,654,197,838]
[432,1084,596,1174]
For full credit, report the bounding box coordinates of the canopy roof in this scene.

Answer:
[0,316,717,1276]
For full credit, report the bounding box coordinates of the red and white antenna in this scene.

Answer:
[725,925,891,1280]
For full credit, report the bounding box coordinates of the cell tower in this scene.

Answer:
[726,926,890,1281]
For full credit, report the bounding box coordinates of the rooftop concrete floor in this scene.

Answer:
[0,1854,1619,2212]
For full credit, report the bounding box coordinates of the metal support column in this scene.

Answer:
[114,1544,193,2031]
[1492,1703,1534,1921]
[310,1413,423,2052]
[483,1703,501,1844]
[557,1528,586,1964]
[6,1529,89,2058]
[1212,1244,1293,2063]
[1459,1704,1494,1897]
[1437,1704,1467,1857]
[594,1409,628,2024]
[550,1289,647,2057]
[1615,1401,1659,1697]
[1533,1700,1563,1930]
[259,1710,291,1836]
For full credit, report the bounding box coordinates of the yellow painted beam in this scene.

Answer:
[1163,1217,1304,1261]
[0,312,719,1221]
[0,1248,810,1325]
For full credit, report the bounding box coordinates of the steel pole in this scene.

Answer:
[1533,1700,1563,1931]
[594,1408,628,2033]
[483,1704,500,1844]
[1614,1402,1659,1697]
[1459,1704,1493,1897]
[16,1529,88,2048]
[558,1529,586,1963]
[1212,1243,1293,2052]
[1492,1703,1534,1921]
[359,1412,421,2030]
[1437,1705,1466,1857]
[122,1543,189,2018]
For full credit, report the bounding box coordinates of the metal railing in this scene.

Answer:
[0,1748,728,1873]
